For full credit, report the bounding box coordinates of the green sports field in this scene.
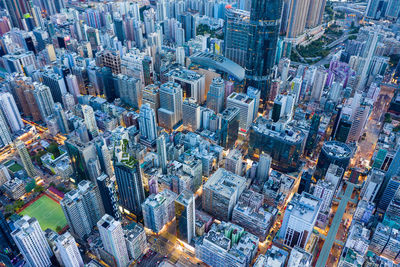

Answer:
[19,195,67,231]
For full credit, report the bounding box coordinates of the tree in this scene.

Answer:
[384,113,392,123]
[47,142,61,158]
[56,226,62,233]
[34,185,45,193]
[4,205,14,214]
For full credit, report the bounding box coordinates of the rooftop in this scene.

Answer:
[204,168,246,199]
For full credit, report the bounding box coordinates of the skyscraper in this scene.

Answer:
[226,92,255,132]
[42,71,68,104]
[182,98,201,131]
[220,107,240,149]
[15,140,36,178]
[279,192,321,248]
[32,84,55,122]
[207,77,225,114]
[82,105,99,138]
[11,216,53,267]
[114,148,145,218]
[285,0,310,38]
[53,102,69,134]
[139,103,158,146]
[0,92,24,133]
[61,180,103,239]
[56,232,84,267]
[224,7,250,67]
[156,135,167,174]
[245,0,283,100]
[175,190,195,244]
[0,109,12,148]
[97,174,120,220]
[158,81,183,130]
[257,153,271,182]
[97,215,129,267]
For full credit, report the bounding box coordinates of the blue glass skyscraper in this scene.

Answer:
[245,0,283,101]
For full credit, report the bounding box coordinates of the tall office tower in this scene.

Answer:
[225,149,243,176]
[0,211,17,253]
[167,68,205,104]
[285,0,310,38]
[175,190,195,244]
[306,0,327,28]
[0,92,24,133]
[53,103,69,134]
[11,216,52,267]
[139,103,158,146]
[115,75,142,109]
[56,232,84,267]
[82,105,99,138]
[114,148,145,218]
[179,13,196,42]
[247,86,261,120]
[224,7,250,67]
[97,215,129,267]
[0,109,12,148]
[227,92,255,132]
[304,113,321,155]
[314,141,352,181]
[357,29,381,91]
[61,180,103,240]
[360,168,384,202]
[182,98,201,131]
[2,0,31,29]
[142,189,177,233]
[377,176,400,212]
[42,71,67,103]
[245,0,282,100]
[156,135,167,174]
[369,223,390,255]
[207,77,225,114]
[32,84,55,122]
[158,82,183,130]
[257,153,271,182]
[279,192,321,248]
[142,84,160,120]
[65,138,98,183]
[15,140,36,178]
[220,107,240,149]
[203,168,247,221]
[97,174,120,220]
[310,67,327,102]
[346,104,370,143]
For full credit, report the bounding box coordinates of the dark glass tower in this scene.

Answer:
[245,0,283,101]
[114,158,145,219]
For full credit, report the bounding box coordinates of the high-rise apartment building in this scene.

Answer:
[97,215,129,267]
[33,84,55,122]
[61,180,103,240]
[82,105,99,138]
[139,103,158,146]
[202,168,247,221]
[42,71,67,104]
[97,174,120,220]
[0,92,24,133]
[285,0,310,38]
[0,109,12,148]
[142,84,160,120]
[56,232,84,267]
[142,189,177,233]
[15,140,36,178]
[11,216,53,267]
